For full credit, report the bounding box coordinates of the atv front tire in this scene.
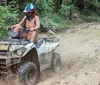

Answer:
[18,62,38,85]
[52,53,62,72]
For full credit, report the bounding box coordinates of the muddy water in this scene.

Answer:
[1,23,100,85]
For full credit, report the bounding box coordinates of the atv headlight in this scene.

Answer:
[9,45,18,52]
[9,46,14,52]
[16,47,27,56]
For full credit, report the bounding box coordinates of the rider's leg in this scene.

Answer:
[13,25,23,33]
[22,33,28,39]
[11,25,23,38]
[28,30,38,43]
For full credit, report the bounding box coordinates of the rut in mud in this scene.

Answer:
[1,22,100,85]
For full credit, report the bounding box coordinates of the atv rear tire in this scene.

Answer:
[51,53,62,72]
[18,62,38,85]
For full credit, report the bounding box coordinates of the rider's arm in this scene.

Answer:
[19,16,26,26]
[11,16,26,28]
[30,16,40,31]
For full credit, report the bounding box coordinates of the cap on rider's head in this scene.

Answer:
[23,3,36,13]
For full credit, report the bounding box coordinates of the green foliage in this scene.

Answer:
[39,0,76,31]
[8,0,19,12]
[0,6,19,39]
[52,14,75,31]
[3,0,100,33]
[39,0,57,31]
[6,0,75,32]
[59,5,72,18]
[40,0,54,16]
[85,0,100,7]
[40,16,58,31]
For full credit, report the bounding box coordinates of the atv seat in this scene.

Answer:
[36,39,45,48]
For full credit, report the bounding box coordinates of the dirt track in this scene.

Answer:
[37,23,100,85]
[1,22,100,85]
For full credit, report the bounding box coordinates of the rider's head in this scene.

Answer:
[23,3,36,21]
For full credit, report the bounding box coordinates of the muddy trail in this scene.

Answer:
[1,22,100,85]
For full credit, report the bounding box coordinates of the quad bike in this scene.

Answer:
[0,28,62,85]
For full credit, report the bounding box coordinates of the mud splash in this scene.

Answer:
[0,76,19,85]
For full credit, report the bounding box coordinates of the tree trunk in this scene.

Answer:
[34,0,36,5]
[55,0,62,12]
[5,0,7,5]
[77,0,84,10]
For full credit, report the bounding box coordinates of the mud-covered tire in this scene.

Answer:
[51,53,62,72]
[18,62,38,85]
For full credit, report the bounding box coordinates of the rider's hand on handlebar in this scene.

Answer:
[8,27,12,31]
[24,28,30,33]
[30,29,37,32]
[24,28,37,33]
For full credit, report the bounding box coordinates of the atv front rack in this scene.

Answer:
[0,39,30,45]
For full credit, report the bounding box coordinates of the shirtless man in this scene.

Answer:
[11,3,40,43]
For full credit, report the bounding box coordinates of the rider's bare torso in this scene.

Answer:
[25,15,37,29]
[24,15,39,43]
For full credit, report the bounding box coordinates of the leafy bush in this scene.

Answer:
[38,0,58,31]
[59,5,70,17]
[59,4,74,18]
[39,0,54,16]
[0,6,19,39]
[40,16,58,31]
[39,0,76,31]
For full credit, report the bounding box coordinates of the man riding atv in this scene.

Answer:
[11,3,40,44]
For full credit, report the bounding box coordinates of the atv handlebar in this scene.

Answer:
[8,27,13,31]
[8,27,36,33]
[23,28,30,33]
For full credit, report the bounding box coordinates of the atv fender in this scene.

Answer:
[21,47,40,75]
[22,43,36,57]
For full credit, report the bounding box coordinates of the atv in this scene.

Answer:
[0,28,62,85]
